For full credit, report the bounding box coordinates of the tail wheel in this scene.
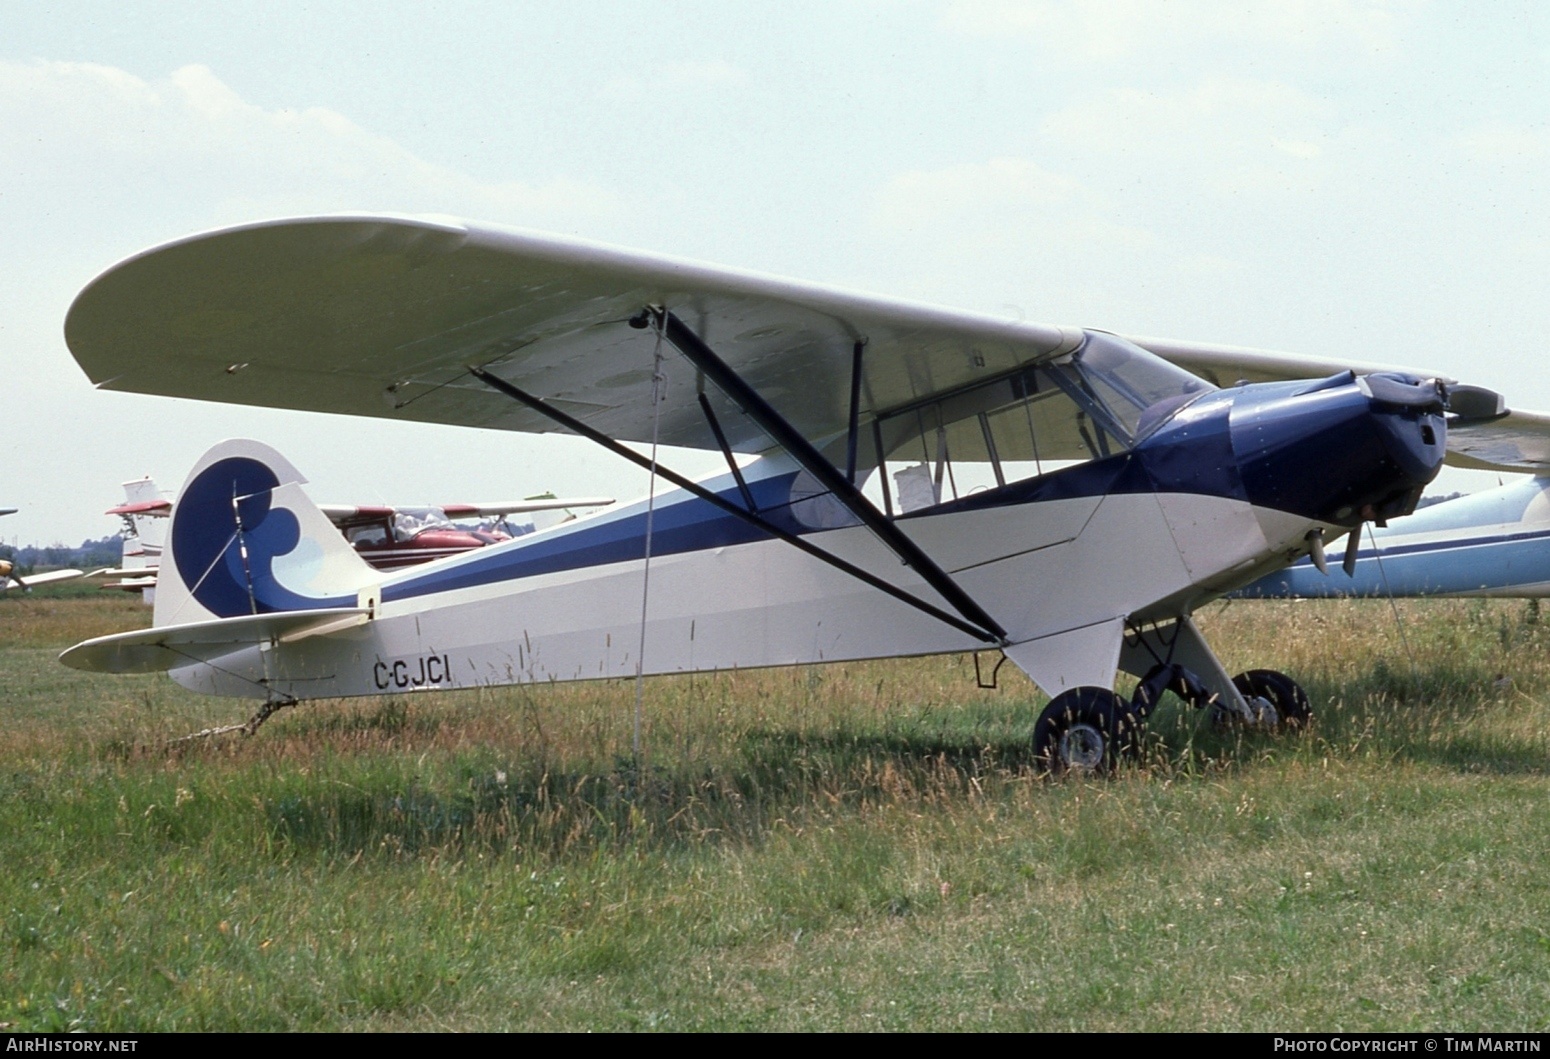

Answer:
[1228,668,1312,729]
[1034,686,1142,774]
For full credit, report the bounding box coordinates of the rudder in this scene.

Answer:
[154,440,379,627]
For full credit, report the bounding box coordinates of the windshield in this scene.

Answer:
[1057,331,1215,442]
[858,329,1218,517]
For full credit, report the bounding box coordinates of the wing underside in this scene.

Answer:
[66,214,1550,475]
[66,215,1082,456]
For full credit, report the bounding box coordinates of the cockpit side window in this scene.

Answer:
[860,331,1213,516]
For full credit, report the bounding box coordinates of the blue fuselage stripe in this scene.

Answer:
[376,397,1248,604]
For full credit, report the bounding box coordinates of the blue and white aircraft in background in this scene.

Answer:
[53,215,1545,769]
[1238,476,1550,600]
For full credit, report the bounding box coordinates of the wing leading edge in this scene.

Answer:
[68,213,1546,473]
[66,214,1082,455]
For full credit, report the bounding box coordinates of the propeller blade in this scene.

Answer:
[1342,524,1364,578]
[1306,530,1329,576]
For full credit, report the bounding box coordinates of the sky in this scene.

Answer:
[4,0,1548,545]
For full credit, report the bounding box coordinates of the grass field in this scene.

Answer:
[3,585,1549,1031]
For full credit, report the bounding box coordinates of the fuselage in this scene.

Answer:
[164,372,1446,700]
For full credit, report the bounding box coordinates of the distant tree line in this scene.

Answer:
[0,535,122,571]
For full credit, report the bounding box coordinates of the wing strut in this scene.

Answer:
[650,309,1010,644]
[697,392,758,512]
[846,340,865,484]
[466,366,1001,645]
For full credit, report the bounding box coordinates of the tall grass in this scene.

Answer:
[3,591,1549,1029]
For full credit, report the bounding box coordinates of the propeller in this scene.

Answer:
[1303,522,1368,578]
[1305,530,1329,576]
[0,559,26,590]
[1342,525,1364,577]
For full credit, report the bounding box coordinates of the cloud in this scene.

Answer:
[939,0,1411,60]
[0,59,622,235]
[860,157,1170,320]
[1451,122,1550,165]
[0,59,632,546]
[1040,77,1337,195]
[870,156,1149,244]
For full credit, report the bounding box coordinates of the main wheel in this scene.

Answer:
[1227,668,1312,729]
[1033,686,1142,774]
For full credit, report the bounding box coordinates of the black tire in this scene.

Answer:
[1229,668,1312,729]
[1033,686,1142,774]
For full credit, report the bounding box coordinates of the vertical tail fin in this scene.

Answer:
[154,440,379,628]
[118,476,166,604]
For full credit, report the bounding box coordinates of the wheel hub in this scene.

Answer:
[1247,694,1280,727]
[1058,722,1106,771]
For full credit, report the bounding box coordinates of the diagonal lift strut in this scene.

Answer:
[651,309,1009,644]
[467,365,1002,645]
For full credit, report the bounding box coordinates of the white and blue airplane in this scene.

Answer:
[1237,475,1550,600]
[54,215,1543,769]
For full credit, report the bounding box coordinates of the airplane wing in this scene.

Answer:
[98,577,159,592]
[66,215,1084,455]
[2,568,85,591]
[106,498,173,518]
[1129,335,1550,476]
[70,213,1540,473]
[439,498,614,517]
[317,498,614,523]
[1434,413,1550,474]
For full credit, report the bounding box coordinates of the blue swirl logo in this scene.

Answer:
[171,456,336,617]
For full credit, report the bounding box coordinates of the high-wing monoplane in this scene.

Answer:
[60,215,1521,768]
[86,476,172,601]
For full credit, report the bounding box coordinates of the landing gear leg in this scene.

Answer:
[1120,613,1312,731]
[1119,613,1247,716]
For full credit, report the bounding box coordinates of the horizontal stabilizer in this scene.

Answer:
[60,607,368,674]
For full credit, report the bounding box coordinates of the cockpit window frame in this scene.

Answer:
[857,330,1215,516]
